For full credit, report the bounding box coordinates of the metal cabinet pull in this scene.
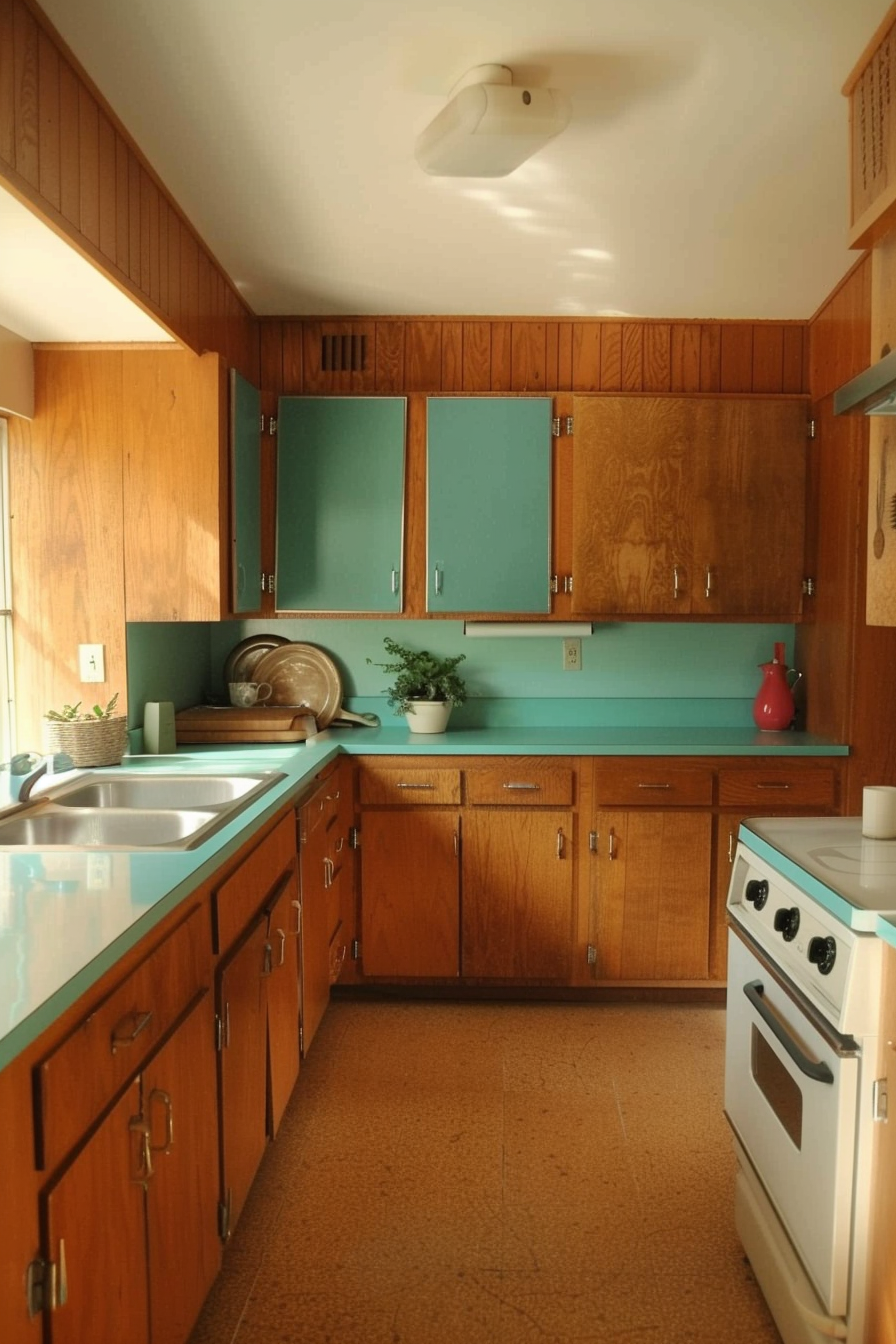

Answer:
[755,782,791,790]
[397,782,434,790]
[323,856,334,888]
[608,828,617,860]
[728,829,735,863]
[391,567,399,594]
[276,927,287,967]
[336,835,344,852]
[673,565,681,599]
[637,782,671,790]
[111,1010,153,1055]
[705,566,714,597]
[556,828,565,859]
[503,782,539,791]
[588,829,597,853]
[56,1239,68,1307]
[291,898,302,935]
[434,566,443,595]
[129,1115,154,1183]
[262,941,273,976]
[148,1088,174,1155]
[453,831,459,858]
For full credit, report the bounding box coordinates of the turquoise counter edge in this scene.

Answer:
[0,727,850,1069]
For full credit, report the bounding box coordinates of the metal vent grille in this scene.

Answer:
[321,334,368,373]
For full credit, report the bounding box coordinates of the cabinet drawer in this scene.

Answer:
[465,765,574,806]
[595,762,714,807]
[718,766,836,809]
[35,902,206,1171]
[214,814,298,954]
[299,771,344,839]
[360,766,461,806]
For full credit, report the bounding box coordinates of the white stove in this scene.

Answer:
[725,815,890,1344]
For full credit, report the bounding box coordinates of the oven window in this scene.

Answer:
[751,1026,803,1148]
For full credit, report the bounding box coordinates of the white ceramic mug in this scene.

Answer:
[228,681,273,708]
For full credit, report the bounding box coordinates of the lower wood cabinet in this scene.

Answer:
[462,809,575,980]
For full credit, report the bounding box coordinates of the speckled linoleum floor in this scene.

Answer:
[188,998,781,1344]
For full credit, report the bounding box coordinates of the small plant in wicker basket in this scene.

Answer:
[43,693,128,766]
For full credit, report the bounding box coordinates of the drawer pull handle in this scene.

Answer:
[276,927,287,967]
[556,827,565,859]
[608,827,617,860]
[149,1088,174,1155]
[434,566,443,596]
[503,782,540,791]
[755,782,791,790]
[129,1114,154,1183]
[397,782,435,790]
[111,1010,153,1055]
[673,565,682,599]
[291,898,302,936]
[637,783,672,790]
[705,566,714,598]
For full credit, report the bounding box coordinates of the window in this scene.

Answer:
[0,417,13,760]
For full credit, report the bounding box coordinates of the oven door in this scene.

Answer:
[724,926,859,1316]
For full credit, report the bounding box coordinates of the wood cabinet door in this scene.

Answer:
[426,397,553,613]
[360,810,460,977]
[591,810,711,980]
[692,398,807,619]
[571,397,697,615]
[462,811,575,980]
[43,1080,149,1344]
[265,865,301,1135]
[216,916,269,1237]
[230,369,263,615]
[300,808,333,1054]
[275,396,406,612]
[143,992,221,1344]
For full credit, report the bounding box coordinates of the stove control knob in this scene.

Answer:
[773,906,801,941]
[808,935,837,976]
[745,879,769,910]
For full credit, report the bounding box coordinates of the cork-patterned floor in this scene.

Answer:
[188,998,781,1344]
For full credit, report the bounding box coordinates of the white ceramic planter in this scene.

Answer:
[403,700,452,734]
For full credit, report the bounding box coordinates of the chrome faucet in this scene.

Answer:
[8,751,74,802]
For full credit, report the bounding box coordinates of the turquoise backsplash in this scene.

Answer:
[127,619,797,730]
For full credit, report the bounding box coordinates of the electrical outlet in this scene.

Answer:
[562,637,582,671]
[78,643,105,683]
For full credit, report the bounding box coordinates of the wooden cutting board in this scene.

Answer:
[174,706,318,743]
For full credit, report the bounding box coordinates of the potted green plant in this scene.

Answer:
[367,637,467,734]
[42,693,128,766]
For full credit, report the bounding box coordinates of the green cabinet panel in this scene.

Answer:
[427,397,552,613]
[276,397,406,613]
[230,370,262,614]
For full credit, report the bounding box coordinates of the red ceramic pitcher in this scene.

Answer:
[752,642,802,731]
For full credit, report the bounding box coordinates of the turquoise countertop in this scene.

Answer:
[0,726,850,1070]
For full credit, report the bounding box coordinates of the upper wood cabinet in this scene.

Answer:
[426,397,553,613]
[275,396,406,613]
[570,396,809,619]
[124,350,231,622]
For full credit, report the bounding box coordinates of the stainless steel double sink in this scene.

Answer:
[0,770,287,850]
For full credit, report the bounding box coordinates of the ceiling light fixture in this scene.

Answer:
[415,64,570,178]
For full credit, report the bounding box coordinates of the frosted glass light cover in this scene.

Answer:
[415,84,570,178]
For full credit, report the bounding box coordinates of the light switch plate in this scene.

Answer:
[78,643,105,682]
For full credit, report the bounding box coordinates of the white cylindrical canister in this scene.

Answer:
[862,785,896,839]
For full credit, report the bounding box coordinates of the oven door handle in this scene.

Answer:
[743,980,835,1084]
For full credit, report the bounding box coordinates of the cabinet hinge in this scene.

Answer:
[26,1255,61,1317]
[586,944,597,965]
[215,1005,230,1052]
[588,829,597,853]
[873,1077,889,1123]
[349,825,360,849]
[808,418,816,439]
[552,415,574,437]
[260,571,275,595]
[351,937,361,960]
[218,1191,232,1242]
[267,416,278,436]
[802,577,816,598]
[550,574,558,594]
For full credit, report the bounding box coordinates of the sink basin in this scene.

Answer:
[0,808,218,848]
[0,770,288,850]
[50,772,273,810]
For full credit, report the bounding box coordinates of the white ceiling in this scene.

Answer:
[5,0,892,339]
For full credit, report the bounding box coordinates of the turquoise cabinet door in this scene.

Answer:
[230,370,262,614]
[427,397,552,613]
[276,397,406,612]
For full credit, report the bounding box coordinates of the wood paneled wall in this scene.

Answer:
[260,317,809,396]
[0,0,259,380]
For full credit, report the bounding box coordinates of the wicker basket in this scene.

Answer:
[42,714,129,767]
